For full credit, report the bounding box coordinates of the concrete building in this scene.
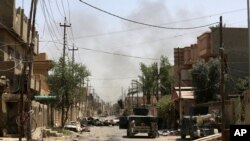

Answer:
[0,0,52,137]
[171,87,195,116]
[174,27,249,94]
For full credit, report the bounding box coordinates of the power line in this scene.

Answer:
[41,40,159,60]
[40,8,246,42]
[60,0,67,17]
[89,77,137,80]
[77,46,159,60]
[79,0,218,30]
[55,0,64,17]
[71,8,246,39]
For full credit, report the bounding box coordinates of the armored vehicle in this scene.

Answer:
[180,106,219,139]
[119,107,158,138]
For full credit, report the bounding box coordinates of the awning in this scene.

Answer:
[34,96,57,101]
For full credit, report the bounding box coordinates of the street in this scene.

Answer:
[70,126,186,141]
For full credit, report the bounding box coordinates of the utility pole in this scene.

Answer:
[69,44,78,120]
[178,47,182,125]
[157,62,161,101]
[69,44,78,69]
[219,16,226,141]
[19,0,37,140]
[85,79,89,116]
[27,0,38,140]
[60,17,71,127]
[92,88,95,116]
[248,0,250,86]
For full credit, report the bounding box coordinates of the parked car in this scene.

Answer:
[103,119,111,126]
[110,117,119,126]
[64,121,82,132]
[81,124,90,132]
[94,119,104,126]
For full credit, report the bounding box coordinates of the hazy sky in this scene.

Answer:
[16,0,247,103]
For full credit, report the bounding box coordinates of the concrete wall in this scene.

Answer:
[211,28,249,94]
[244,90,250,124]
[0,0,15,27]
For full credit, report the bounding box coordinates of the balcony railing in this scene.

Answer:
[0,61,22,76]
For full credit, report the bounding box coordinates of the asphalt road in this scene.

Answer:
[75,126,187,141]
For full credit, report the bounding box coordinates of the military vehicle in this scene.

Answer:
[119,107,158,138]
[180,106,220,139]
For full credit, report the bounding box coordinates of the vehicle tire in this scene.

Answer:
[190,133,195,140]
[127,129,133,138]
[151,132,157,138]
[127,126,134,138]
[181,134,186,139]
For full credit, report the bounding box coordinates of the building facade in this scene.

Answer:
[174,27,249,95]
[0,0,52,137]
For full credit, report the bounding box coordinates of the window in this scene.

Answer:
[0,50,3,61]
[8,46,14,61]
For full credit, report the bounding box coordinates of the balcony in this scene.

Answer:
[31,74,50,96]
[199,47,212,58]
[0,61,22,77]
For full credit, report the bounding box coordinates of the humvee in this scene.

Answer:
[119,107,158,138]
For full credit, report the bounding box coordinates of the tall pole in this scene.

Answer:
[157,62,161,101]
[92,88,95,116]
[27,0,38,140]
[85,79,89,116]
[69,44,78,120]
[178,47,182,125]
[219,16,225,140]
[69,44,78,69]
[60,17,71,127]
[19,0,36,140]
[136,82,139,107]
[248,0,250,87]
[18,15,24,138]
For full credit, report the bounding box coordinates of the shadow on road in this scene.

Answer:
[122,135,156,139]
[175,138,192,141]
[123,135,192,140]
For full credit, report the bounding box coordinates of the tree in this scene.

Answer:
[236,77,249,94]
[137,56,173,104]
[156,95,174,128]
[191,59,220,103]
[48,57,90,127]
[159,56,173,96]
[138,62,158,104]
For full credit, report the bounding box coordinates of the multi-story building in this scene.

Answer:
[173,27,248,124]
[174,27,249,94]
[0,0,52,136]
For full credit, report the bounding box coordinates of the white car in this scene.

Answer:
[64,121,82,132]
[111,117,119,126]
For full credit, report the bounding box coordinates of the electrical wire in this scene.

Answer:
[55,0,64,18]
[89,76,138,80]
[71,8,245,39]
[77,46,159,60]
[79,0,218,30]
[61,0,67,17]
[67,0,71,24]
[39,0,61,51]
[42,40,159,60]
[0,61,23,72]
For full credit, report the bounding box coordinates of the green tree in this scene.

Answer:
[156,95,174,128]
[137,56,173,104]
[48,57,90,127]
[191,59,220,103]
[236,77,249,94]
[159,56,173,96]
[138,62,158,104]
